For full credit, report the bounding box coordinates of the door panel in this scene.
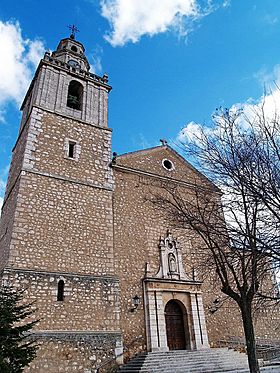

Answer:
[165,301,186,350]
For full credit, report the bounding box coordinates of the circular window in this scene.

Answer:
[71,45,78,52]
[162,159,174,171]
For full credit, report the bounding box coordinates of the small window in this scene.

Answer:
[64,138,80,161]
[67,80,83,110]
[68,141,76,158]
[71,45,78,52]
[162,159,174,171]
[57,280,65,301]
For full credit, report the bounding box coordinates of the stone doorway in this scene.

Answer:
[165,300,187,350]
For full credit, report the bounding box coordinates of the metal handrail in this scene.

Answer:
[215,337,280,361]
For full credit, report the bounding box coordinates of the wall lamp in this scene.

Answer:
[131,295,140,312]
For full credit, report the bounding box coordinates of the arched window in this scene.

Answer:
[67,80,83,110]
[57,279,65,301]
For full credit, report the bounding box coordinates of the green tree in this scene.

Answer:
[0,285,38,373]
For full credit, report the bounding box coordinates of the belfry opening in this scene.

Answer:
[67,80,83,110]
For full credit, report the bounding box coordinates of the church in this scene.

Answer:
[0,33,279,373]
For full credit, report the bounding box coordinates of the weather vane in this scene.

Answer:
[67,24,80,39]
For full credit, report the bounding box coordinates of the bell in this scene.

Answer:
[67,94,79,109]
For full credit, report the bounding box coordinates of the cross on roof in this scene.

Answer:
[68,24,80,39]
[160,139,168,146]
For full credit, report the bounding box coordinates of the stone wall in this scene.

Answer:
[1,264,122,373]
[3,123,27,200]
[0,180,20,271]
[113,156,207,357]
[0,90,121,371]
[3,105,115,274]
[115,146,214,188]
[6,172,115,275]
[0,101,30,270]
[25,332,121,373]
[21,108,113,189]
[2,269,120,331]
[113,146,280,357]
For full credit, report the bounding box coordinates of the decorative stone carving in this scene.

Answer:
[155,230,190,280]
[168,254,177,273]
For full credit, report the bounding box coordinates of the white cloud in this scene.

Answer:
[178,65,280,144]
[0,20,45,109]
[254,64,280,91]
[100,0,214,46]
[90,56,103,74]
[89,45,104,74]
[25,39,45,66]
[237,65,280,122]
[178,121,205,143]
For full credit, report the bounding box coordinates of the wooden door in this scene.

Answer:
[165,300,186,350]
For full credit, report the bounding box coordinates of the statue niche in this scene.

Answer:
[155,230,189,280]
[168,253,177,273]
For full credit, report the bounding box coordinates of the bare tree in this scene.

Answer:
[155,107,280,373]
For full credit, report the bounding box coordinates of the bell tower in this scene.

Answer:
[20,33,109,130]
[0,33,122,372]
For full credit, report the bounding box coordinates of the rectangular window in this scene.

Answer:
[64,138,80,161]
[68,141,76,158]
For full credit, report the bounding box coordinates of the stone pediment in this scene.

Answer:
[114,145,215,190]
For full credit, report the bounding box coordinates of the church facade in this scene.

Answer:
[0,35,279,373]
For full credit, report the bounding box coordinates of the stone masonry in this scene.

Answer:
[112,145,280,357]
[0,35,122,372]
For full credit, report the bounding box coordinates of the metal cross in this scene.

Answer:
[68,24,80,38]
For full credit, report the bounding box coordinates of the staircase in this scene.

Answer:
[118,348,251,373]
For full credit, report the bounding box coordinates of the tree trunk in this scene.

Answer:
[240,301,260,373]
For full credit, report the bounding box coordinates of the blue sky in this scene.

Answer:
[1,0,280,206]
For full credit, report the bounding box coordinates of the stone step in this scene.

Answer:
[141,355,248,363]
[144,352,246,360]
[124,356,247,366]
[123,359,248,368]
[126,355,248,361]
[118,348,253,373]
[119,364,249,371]
[119,367,249,373]
[119,366,280,373]
[120,367,248,372]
